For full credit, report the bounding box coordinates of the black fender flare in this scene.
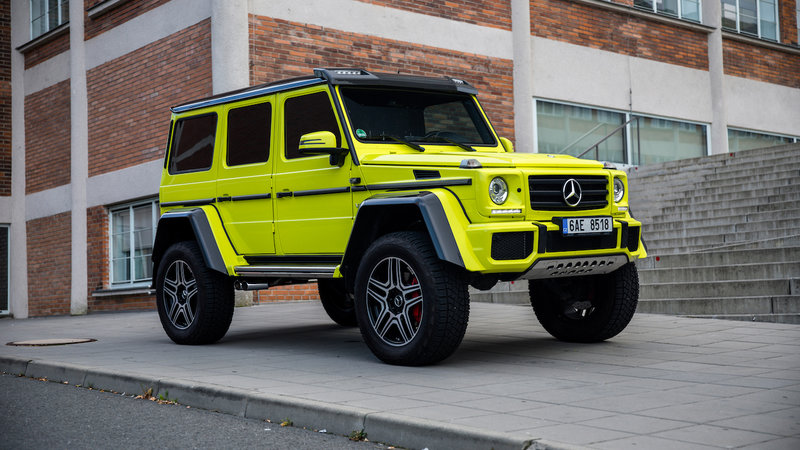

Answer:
[341,191,464,282]
[151,209,227,287]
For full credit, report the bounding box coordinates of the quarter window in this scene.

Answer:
[283,92,341,159]
[721,0,779,41]
[634,0,702,22]
[227,102,271,166]
[30,0,69,40]
[109,200,158,286]
[169,114,217,174]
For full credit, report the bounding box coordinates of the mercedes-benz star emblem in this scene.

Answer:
[562,178,582,207]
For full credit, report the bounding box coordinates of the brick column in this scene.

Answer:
[211,0,249,94]
[704,0,729,154]
[70,0,88,315]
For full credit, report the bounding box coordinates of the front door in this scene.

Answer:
[273,88,353,255]
[215,98,275,255]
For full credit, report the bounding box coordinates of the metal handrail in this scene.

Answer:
[577,116,640,161]
[558,122,606,155]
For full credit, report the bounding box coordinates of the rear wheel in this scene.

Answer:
[529,262,639,343]
[354,232,469,366]
[317,279,357,327]
[155,241,234,344]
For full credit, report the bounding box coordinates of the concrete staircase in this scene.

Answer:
[628,143,800,324]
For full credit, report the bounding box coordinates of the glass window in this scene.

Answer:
[536,101,627,163]
[169,114,217,174]
[728,128,797,151]
[0,225,8,314]
[30,0,69,40]
[283,92,341,159]
[535,99,709,166]
[340,87,495,146]
[720,0,779,41]
[227,102,271,166]
[110,200,158,286]
[631,116,707,165]
[634,0,701,22]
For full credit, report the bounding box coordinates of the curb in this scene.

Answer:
[0,355,585,450]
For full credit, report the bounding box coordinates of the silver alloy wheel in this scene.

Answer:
[162,260,198,330]
[365,256,424,347]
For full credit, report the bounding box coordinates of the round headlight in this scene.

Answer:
[489,177,508,205]
[613,177,625,203]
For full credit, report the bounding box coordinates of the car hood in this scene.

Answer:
[358,151,605,169]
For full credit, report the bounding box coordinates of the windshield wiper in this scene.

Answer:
[370,134,425,152]
[423,135,476,152]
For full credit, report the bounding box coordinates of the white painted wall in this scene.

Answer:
[725,75,800,136]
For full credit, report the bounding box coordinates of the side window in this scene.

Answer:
[169,114,217,174]
[284,92,341,159]
[227,102,272,166]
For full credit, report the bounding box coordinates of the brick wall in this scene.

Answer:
[356,0,512,30]
[780,0,799,46]
[25,80,71,194]
[27,212,71,316]
[723,39,800,89]
[84,0,171,40]
[86,206,108,296]
[0,0,10,196]
[249,16,515,140]
[23,30,70,69]
[253,283,321,303]
[530,0,708,71]
[87,19,212,177]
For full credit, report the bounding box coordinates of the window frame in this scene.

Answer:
[108,199,159,288]
[0,224,8,315]
[532,98,711,166]
[30,0,69,40]
[721,0,780,41]
[633,0,703,23]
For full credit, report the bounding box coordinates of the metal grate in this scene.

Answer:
[529,175,609,211]
[491,231,534,260]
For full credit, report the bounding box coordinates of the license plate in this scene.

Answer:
[562,217,613,236]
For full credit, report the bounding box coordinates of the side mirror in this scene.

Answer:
[298,131,349,166]
[499,137,514,153]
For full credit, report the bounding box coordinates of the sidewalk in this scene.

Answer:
[1,301,798,449]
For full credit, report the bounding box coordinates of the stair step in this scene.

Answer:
[637,295,800,315]
[645,227,800,252]
[639,278,796,299]
[639,261,800,283]
[636,246,800,269]
[630,171,800,204]
[681,314,800,324]
[645,216,800,240]
[638,201,800,224]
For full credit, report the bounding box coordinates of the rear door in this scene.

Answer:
[215,98,276,255]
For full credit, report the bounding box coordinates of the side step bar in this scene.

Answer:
[234,265,337,279]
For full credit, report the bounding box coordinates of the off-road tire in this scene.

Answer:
[317,279,357,327]
[529,262,638,343]
[155,241,234,345]
[354,231,470,366]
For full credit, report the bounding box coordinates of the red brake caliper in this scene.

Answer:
[410,277,422,325]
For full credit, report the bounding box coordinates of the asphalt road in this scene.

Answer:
[0,373,391,449]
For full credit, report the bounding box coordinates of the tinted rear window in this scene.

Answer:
[169,114,217,174]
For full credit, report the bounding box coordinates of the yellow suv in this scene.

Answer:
[152,68,646,365]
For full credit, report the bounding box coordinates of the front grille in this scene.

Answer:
[491,231,534,260]
[546,230,618,252]
[529,175,609,211]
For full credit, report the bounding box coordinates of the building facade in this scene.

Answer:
[0,0,798,317]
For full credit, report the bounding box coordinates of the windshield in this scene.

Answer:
[340,87,496,147]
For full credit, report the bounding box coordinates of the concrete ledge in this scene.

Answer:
[83,369,159,396]
[245,392,366,436]
[0,355,31,376]
[156,378,250,417]
[25,360,87,386]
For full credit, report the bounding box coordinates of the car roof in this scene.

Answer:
[171,68,477,114]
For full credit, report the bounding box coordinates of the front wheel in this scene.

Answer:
[529,262,639,343]
[155,241,234,345]
[354,232,469,366]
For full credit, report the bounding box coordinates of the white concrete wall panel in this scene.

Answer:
[725,76,800,136]
[86,159,162,208]
[250,0,513,60]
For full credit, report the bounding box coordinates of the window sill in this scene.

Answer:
[569,0,715,34]
[722,31,800,56]
[17,22,70,54]
[92,285,154,297]
[87,0,133,19]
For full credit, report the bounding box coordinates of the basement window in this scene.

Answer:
[634,0,702,23]
[30,0,69,40]
[0,225,7,314]
[109,199,158,286]
[728,128,799,152]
